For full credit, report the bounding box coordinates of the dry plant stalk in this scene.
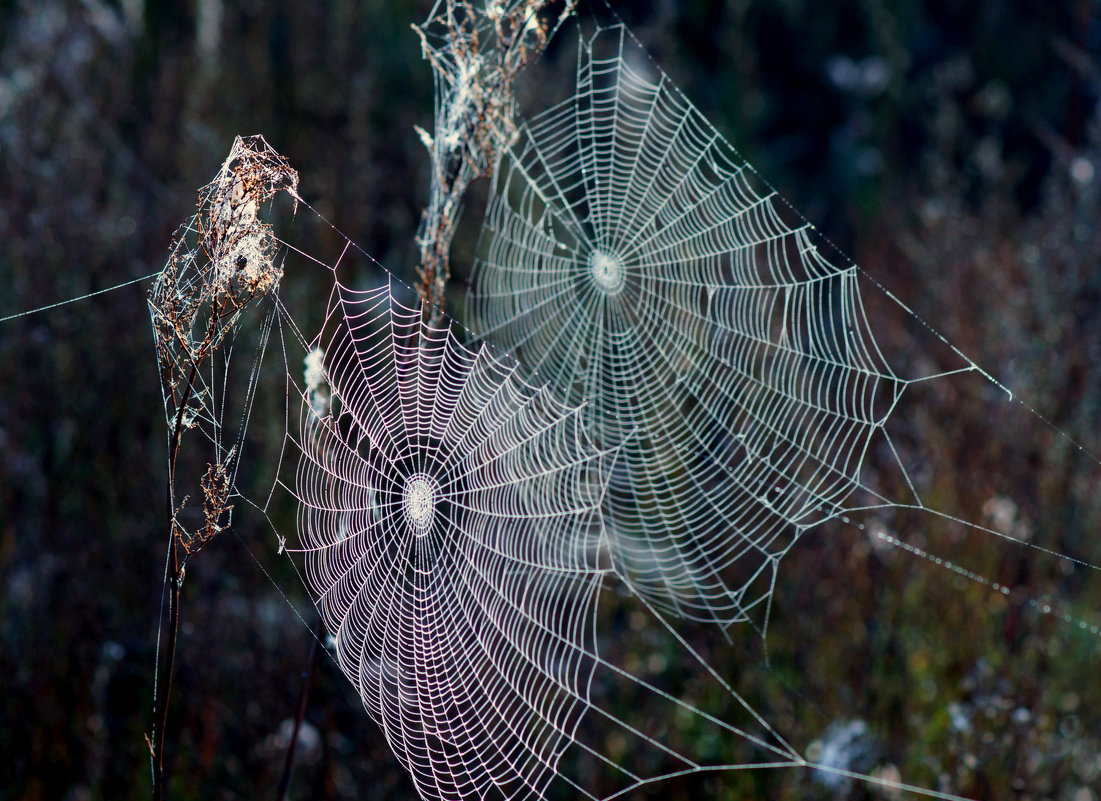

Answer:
[174,450,235,556]
[151,134,297,557]
[413,0,576,317]
[147,134,298,801]
[152,135,299,388]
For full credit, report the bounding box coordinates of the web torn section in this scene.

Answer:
[467,24,905,629]
[286,282,610,801]
[148,134,298,552]
[151,134,298,384]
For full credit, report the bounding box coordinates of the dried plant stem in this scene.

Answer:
[148,137,298,800]
[274,617,324,801]
[413,0,576,319]
[151,539,181,801]
[151,360,199,801]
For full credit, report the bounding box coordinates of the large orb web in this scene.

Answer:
[467,23,904,628]
[291,283,607,801]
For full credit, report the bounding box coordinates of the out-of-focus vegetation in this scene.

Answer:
[1,1,1098,800]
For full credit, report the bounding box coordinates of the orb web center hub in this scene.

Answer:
[588,250,626,295]
[403,473,439,536]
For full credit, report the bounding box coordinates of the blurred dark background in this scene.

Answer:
[1,1,1099,799]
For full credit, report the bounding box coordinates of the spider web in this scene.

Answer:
[135,15,1100,801]
[467,23,905,629]
[260,226,980,801]
[271,265,837,800]
[285,280,609,800]
[146,135,836,801]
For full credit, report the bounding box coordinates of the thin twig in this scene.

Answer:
[274,617,325,801]
[152,359,200,801]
